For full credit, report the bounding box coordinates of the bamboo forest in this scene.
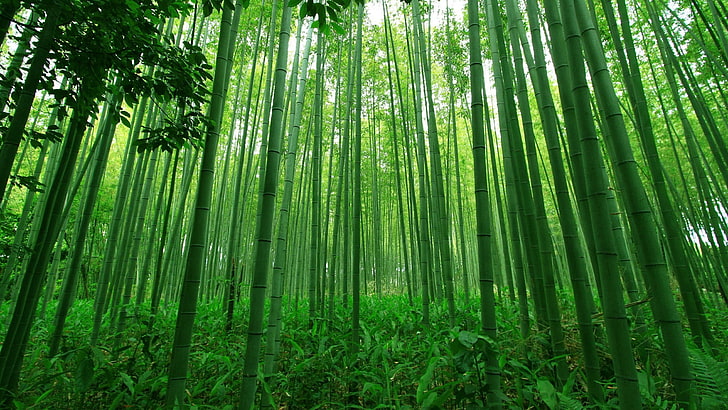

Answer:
[2,0,728,408]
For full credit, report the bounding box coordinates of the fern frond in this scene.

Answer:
[556,391,585,410]
[689,347,728,408]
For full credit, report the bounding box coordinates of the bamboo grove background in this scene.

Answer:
[1,0,728,407]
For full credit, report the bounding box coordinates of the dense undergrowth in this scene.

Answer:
[1,293,727,409]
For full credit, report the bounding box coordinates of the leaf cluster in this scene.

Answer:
[9,174,43,193]
[0,210,22,270]
[8,294,728,408]
[200,0,239,17]
[23,124,62,149]
[125,40,214,152]
[137,110,211,152]
[289,0,356,35]
[12,0,214,149]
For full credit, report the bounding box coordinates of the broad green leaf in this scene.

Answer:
[75,351,94,392]
[430,383,456,408]
[362,382,383,395]
[211,371,231,397]
[457,330,479,348]
[120,372,135,394]
[32,389,53,407]
[421,391,438,408]
[326,4,338,20]
[417,356,440,404]
[119,112,131,128]
[537,378,557,409]
[498,353,507,369]
[332,21,346,35]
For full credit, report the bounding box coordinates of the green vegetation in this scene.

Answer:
[2,0,728,408]
[4,294,728,409]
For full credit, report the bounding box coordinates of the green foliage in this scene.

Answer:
[127,40,214,152]
[0,211,21,271]
[138,111,211,152]
[4,294,728,408]
[8,174,43,193]
[289,0,355,36]
[447,331,489,407]
[4,0,216,154]
[25,125,63,149]
[200,0,239,16]
[690,347,728,409]
[122,41,213,107]
[8,302,171,408]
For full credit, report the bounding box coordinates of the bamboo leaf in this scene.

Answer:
[537,378,557,409]
[417,356,440,404]
[74,350,95,393]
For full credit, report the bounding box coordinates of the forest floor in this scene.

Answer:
[2,292,727,409]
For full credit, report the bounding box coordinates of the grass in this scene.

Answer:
[2,292,727,408]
